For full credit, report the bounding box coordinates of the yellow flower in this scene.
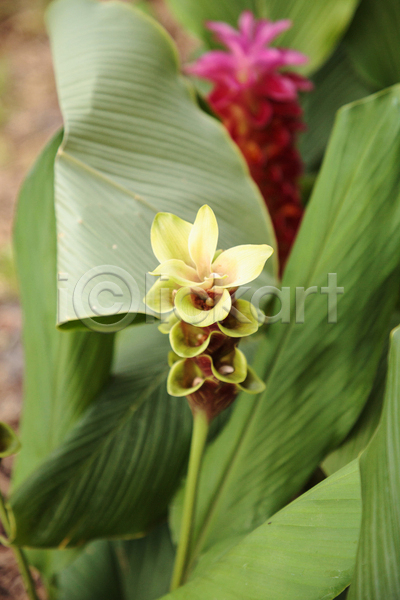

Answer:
[145,205,273,327]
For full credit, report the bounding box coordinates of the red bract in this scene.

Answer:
[187,11,313,270]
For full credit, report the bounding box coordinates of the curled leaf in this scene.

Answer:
[0,423,21,459]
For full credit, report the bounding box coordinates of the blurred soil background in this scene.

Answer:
[0,0,61,596]
[0,0,194,597]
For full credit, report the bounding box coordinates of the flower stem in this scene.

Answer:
[170,409,209,591]
[0,489,39,600]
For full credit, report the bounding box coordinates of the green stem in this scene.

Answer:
[0,489,39,600]
[0,491,10,536]
[170,409,209,591]
[14,546,40,600]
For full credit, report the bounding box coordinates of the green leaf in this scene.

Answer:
[323,311,400,475]
[348,326,400,599]
[171,86,400,574]
[165,460,361,600]
[58,524,174,600]
[113,525,175,600]
[10,323,193,547]
[166,0,360,74]
[12,131,116,586]
[344,0,400,89]
[12,130,116,587]
[47,0,277,328]
[12,131,114,489]
[300,44,371,171]
[59,541,125,600]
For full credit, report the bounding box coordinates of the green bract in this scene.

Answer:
[167,359,206,397]
[218,299,260,338]
[169,321,217,359]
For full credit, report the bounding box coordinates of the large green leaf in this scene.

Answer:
[47,0,276,328]
[323,311,400,475]
[344,0,400,89]
[166,460,361,599]
[12,131,114,488]
[58,524,174,600]
[10,323,193,547]
[300,44,370,171]
[322,354,386,478]
[170,86,400,575]
[349,326,400,599]
[12,130,115,584]
[166,0,360,74]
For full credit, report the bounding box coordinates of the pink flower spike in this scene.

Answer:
[186,10,313,271]
[193,12,310,93]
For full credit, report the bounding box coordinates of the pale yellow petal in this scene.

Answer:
[188,205,219,279]
[158,312,179,334]
[151,212,194,266]
[175,287,231,327]
[143,277,177,315]
[151,259,201,287]
[212,244,274,287]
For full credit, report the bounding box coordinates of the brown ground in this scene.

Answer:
[0,1,194,598]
